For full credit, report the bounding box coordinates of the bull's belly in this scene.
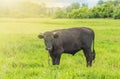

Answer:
[63,48,81,55]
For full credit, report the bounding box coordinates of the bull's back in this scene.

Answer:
[55,27,94,43]
[53,27,94,54]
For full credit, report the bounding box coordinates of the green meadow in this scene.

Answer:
[0,18,120,79]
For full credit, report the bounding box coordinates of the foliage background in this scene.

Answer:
[0,0,120,19]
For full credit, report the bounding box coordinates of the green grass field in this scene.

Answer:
[0,18,120,79]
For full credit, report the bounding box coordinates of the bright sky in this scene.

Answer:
[0,0,22,7]
[31,0,101,7]
[0,0,107,8]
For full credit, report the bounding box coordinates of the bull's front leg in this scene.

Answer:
[52,54,61,65]
[50,51,62,65]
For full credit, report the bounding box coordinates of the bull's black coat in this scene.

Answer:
[38,27,95,67]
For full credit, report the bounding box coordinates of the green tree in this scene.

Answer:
[91,6,102,18]
[66,2,80,12]
[53,8,66,18]
[92,1,114,18]
[100,2,114,18]
[113,4,120,19]
[97,0,104,5]
[82,3,88,7]
[113,0,120,6]
[67,7,92,19]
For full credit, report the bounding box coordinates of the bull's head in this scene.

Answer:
[38,32,61,65]
[38,32,58,52]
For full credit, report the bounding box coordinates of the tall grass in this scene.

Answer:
[0,18,120,79]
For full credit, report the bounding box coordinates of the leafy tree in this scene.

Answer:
[100,2,114,18]
[82,3,88,7]
[112,0,120,6]
[66,2,80,12]
[97,0,104,5]
[53,8,66,18]
[113,4,120,19]
[91,6,102,18]
[66,6,72,12]
[71,2,80,9]
[67,7,92,19]
[91,1,114,18]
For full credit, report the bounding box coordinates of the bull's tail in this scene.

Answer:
[92,32,95,61]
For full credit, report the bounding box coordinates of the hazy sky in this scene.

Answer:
[30,0,102,7]
[0,0,107,8]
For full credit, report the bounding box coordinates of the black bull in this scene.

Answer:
[38,27,95,67]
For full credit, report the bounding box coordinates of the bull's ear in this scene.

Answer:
[53,32,59,38]
[38,33,44,39]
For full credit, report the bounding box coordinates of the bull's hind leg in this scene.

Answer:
[83,48,93,67]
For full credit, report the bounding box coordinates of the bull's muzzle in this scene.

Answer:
[46,47,52,51]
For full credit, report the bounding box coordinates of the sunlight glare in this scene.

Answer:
[0,0,19,7]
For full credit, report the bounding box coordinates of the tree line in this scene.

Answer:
[0,0,120,19]
[53,0,120,19]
